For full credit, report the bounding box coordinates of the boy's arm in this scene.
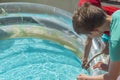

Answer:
[104,61,120,80]
[82,36,92,68]
[101,34,109,55]
[92,61,120,80]
[102,42,109,55]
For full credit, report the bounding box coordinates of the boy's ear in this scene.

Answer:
[90,29,99,34]
[92,28,99,32]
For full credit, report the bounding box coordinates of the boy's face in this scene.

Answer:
[88,31,103,38]
[88,22,108,38]
[88,27,105,38]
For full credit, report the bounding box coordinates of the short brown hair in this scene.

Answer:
[72,2,106,34]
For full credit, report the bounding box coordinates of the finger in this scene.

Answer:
[93,62,103,67]
[93,65,97,67]
[77,77,80,80]
[93,66,96,69]
[77,75,82,80]
[82,64,87,68]
[93,65,99,68]
[93,66,98,69]
[93,63,100,67]
[99,67,103,70]
[93,65,101,69]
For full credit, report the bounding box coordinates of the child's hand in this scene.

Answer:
[82,58,89,69]
[93,62,108,71]
[82,58,87,67]
[77,74,89,80]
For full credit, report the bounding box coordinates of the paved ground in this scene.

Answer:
[102,2,120,8]
[0,0,120,13]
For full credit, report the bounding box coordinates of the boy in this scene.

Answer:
[73,2,120,80]
[78,0,119,69]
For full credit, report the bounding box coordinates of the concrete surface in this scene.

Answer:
[0,0,119,13]
[0,0,79,13]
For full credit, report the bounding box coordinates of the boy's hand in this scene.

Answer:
[77,74,90,80]
[93,62,108,71]
[82,58,90,69]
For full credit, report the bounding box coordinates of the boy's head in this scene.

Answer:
[72,2,107,37]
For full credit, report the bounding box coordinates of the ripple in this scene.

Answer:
[0,38,88,80]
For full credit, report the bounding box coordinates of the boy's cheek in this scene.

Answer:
[88,33,102,38]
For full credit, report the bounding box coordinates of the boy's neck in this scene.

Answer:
[105,15,112,31]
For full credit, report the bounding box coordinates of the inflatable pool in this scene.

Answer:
[0,2,91,80]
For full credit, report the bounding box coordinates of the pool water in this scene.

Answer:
[0,38,88,80]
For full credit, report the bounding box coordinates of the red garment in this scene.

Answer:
[78,0,120,15]
[103,31,110,36]
[102,6,120,15]
[78,0,101,7]
[78,0,120,36]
